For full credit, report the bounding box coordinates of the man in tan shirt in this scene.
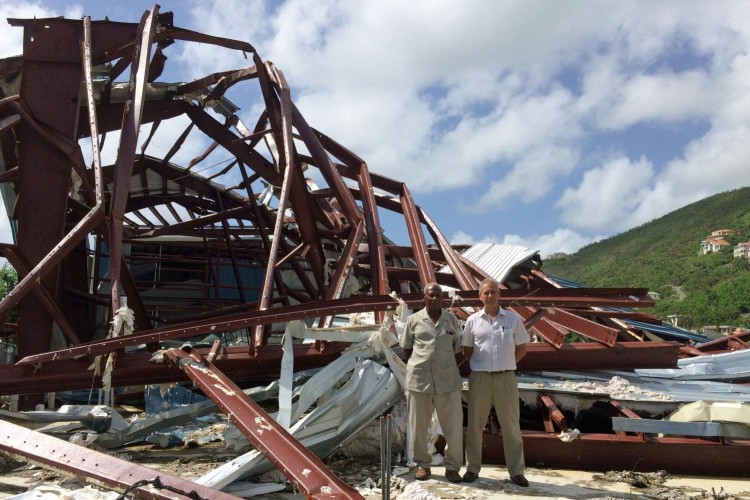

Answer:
[401,283,464,483]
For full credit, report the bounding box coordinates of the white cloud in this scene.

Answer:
[711,52,750,129]
[598,70,712,129]
[628,126,750,224]
[0,2,83,58]
[476,145,580,208]
[173,0,272,79]
[556,156,654,232]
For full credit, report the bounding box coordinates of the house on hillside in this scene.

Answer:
[546,252,567,260]
[700,228,734,255]
[700,238,731,254]
[734,241,750,260]
[710,229,733,239]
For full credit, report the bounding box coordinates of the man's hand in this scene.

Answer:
[514,343,527,363]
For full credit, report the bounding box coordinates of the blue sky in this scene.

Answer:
[1,0,749,258]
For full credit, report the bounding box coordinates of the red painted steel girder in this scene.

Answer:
[513,306,566,348]
[108,7,159,315]
[163,346,363,499]
[560,308,662,324]
[543,308,620,346]
[0,343,350,396]
[482,431,750,477]
[609,400,644,438]
[0,418,241,499]
[0,341,679,397]
[689,330,750,354]
[399,184,436,286]
[15,289,655,367]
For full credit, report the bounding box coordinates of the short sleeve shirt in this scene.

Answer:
[400,308,462,394]
[461,307,530,372]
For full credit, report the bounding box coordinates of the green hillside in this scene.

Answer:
[542,187,750,330]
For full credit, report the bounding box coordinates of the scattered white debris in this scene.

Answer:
[395,481,441,500]
[347,311,376,326]
[560,376,673,400]
[254,416,273,434]
[5,482,121,499]
[557,428,581,442]
[391,466,411,477]
[69,432,99,448]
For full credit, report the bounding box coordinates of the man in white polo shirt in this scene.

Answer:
[461,277,530,487]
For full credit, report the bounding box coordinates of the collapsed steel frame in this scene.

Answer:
[0,6,746,496]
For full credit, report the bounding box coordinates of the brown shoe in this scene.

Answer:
[415,467,431,480]
[462,471,478,483]
[445,469,462,483]
[510,474,529,487]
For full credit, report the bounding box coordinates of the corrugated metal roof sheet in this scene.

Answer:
[636,348,750,382]
[441,243,538,284]
[544,273,584,289]
[624,319,708,343]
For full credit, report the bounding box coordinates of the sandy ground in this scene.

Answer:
[370,465,750,500]
[5,453,748,499]
[1,442,748,499]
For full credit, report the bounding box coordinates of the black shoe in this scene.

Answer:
[445,469,462,483]
[510,474,529,487]
[462,471,478,483]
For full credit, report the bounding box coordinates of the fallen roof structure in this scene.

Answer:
[0,6,747,497]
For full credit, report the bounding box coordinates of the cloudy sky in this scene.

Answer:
[1,0,749,258]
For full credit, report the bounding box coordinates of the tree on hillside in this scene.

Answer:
[0,264,18,324]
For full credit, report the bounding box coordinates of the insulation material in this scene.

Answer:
[391,291,411,339]
[666,401,750,426]
[69,170,83,202]
[102,302,135,395]
[109,302,135,338]
[558,428,581,442]
[558,376,673,401]
[368,315,407,390]
[395,481,441,500]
